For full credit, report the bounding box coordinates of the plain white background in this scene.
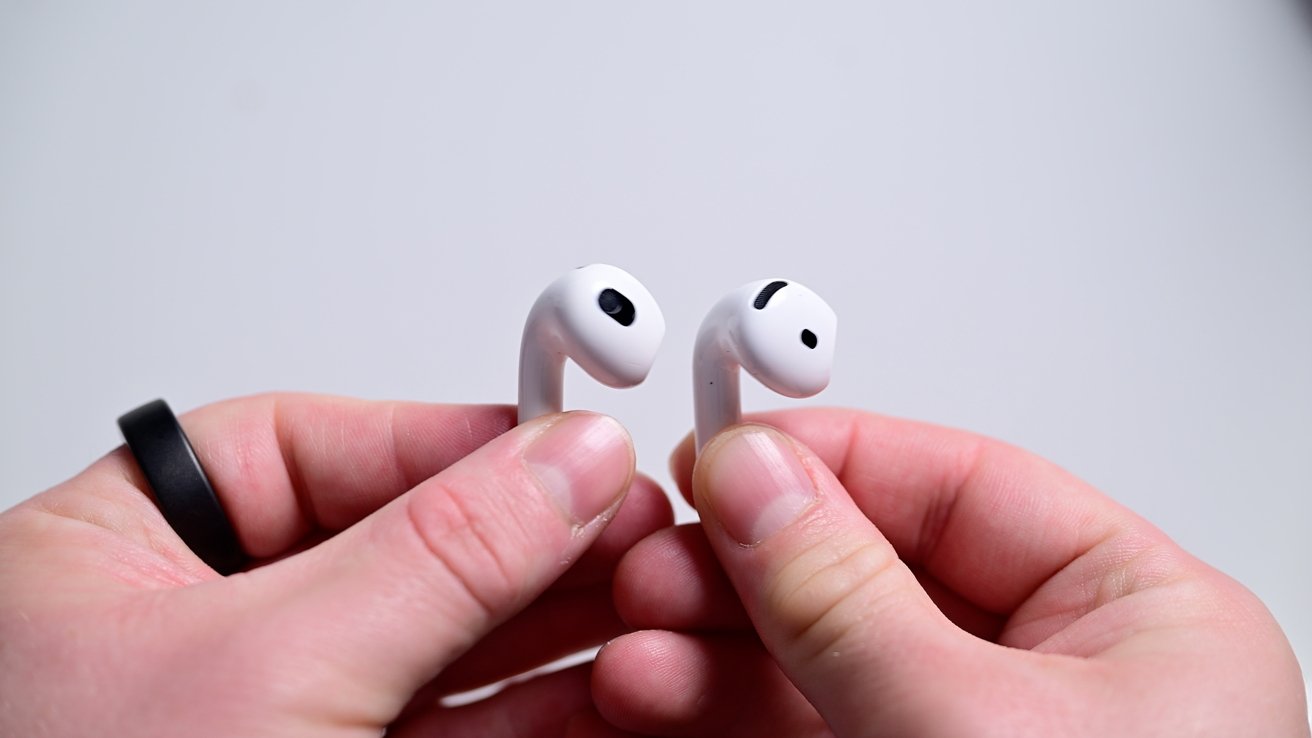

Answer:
[3,0,1310,703]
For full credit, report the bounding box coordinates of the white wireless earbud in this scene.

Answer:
[693,278,837,450]
[518,264,666,424]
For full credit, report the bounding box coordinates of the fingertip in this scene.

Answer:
[593,631,695,731]
[594,631,825,737]
[613,524,748,630]
[625,473,676,531]
[522,411,636,526]
[692,424,819,546]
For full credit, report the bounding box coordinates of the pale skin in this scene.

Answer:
[595,409,1310,736]
[0,395,674,737]
[0,398,1306,736]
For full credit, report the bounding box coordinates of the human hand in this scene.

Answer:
[596,409,1309,736]
[0,394,673,737]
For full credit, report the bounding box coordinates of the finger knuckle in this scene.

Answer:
[769,534,910,661]
[401,483,528,623]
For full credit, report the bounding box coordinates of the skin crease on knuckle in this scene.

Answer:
[397,479,539,627]
[1,401,1307,737]
[763,516,919,672]
[679,417,1309,735]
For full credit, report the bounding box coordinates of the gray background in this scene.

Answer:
[3,0,1310,697]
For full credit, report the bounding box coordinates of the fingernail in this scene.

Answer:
[701,427,816,545]
[524,413,633,525]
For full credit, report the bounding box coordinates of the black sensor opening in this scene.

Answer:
[598,288,636,326]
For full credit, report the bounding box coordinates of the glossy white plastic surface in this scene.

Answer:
[518,264,665,423]
[693,279,837,450]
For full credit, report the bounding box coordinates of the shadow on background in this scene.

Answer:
[1295,0,1312,32]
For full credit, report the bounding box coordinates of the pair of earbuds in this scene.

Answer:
[518,264,837,451]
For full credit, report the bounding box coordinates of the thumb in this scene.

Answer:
[251,411,634,716]
[693,424,988,734]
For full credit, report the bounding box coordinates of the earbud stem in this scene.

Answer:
[518,327,564,424]
[693,335,742,452]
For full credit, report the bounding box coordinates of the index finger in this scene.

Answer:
[671,408,1137,615]
[100,393,517,558]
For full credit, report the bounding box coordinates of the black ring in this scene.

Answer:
[117,399,245,575]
